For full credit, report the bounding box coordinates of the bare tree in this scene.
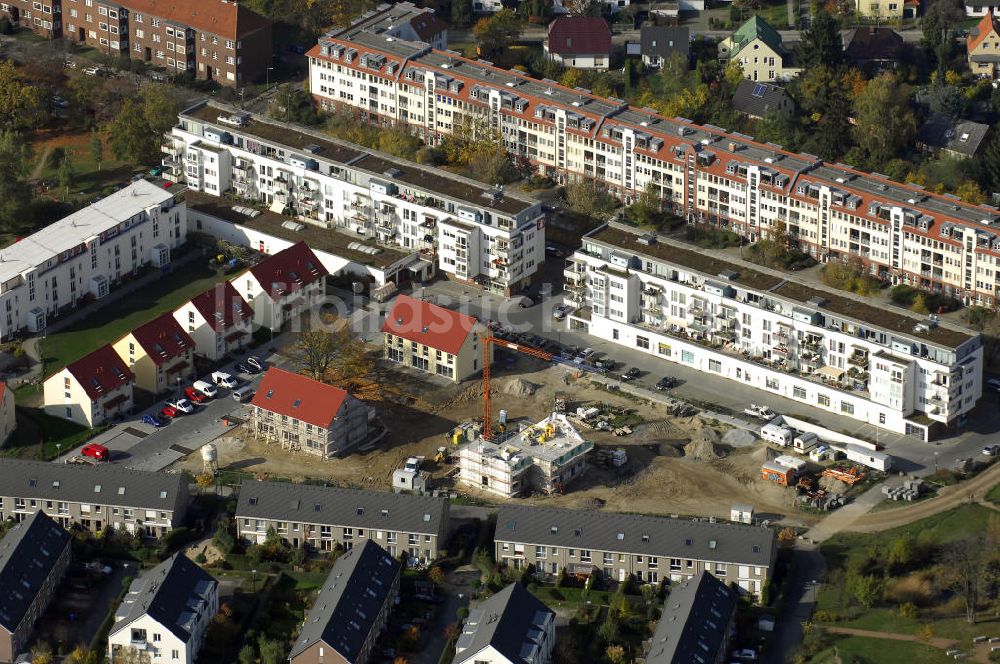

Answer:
[940,537,990,624]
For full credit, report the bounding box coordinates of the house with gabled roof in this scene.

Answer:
[248,367,370,458]
[645,570,738,664]
[718,16,801,82]
[173,282,254,361]
[0,511,72,664]
[731,79,794,119]
[969,12,1000,78]
[44,344,135,427]
[232,241,328,332]
[452,583,555,664]
[289,540,400,664]
[543,16,612,70]
[382,294,491,383]
[108,554,218,664]
[113,313,195,394]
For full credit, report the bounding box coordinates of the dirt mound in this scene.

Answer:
[751,445,778,462]
[723,428,756,447]
[684,438,722,461]
[658,442,684,457]
[502,378,539,397]
[819,476,850,494]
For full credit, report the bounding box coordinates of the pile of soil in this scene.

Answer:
[502,378,539,397]
[685,428,723,461]
[819,476,850,494]
[751,445,778,463]
[658,442,684,457]
[723,428,757,447]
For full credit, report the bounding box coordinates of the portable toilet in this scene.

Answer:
[498,409,508,426]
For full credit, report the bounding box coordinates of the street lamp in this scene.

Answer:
[266,66,274,90]
[251,568,258,593]
[933,451,939,473]
[55,443,61,459]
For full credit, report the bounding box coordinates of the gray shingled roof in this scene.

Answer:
[640,26,690,60]
[290,540,400,662]
[0,511,72,632]
[0,459,186,511]
[732,79,794,119]
[646,570,737,664]
[918,113,990,157]
[110,553,217,643]
[453,583,554,664]
[235,481,448,537]
[495,505,774,567]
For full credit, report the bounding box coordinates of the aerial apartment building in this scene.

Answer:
[566,223,982,439]
[235,480,450,562]
[0,180,183,341]
[0,458,188,538]
[495,504,775,597]
[164,101,545,295]
[5,0,271,86]
[308,3,1000,308]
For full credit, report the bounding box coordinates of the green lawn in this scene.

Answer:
[987,482,1000,505]
[807,635,955,664]
[38,262,231,376]
[0,407,100,460]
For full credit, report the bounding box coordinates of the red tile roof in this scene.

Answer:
[381,294,479,356]
[251,367,349,428]
[66,345,134,401]
[188,282,254,333]
[122,0,270,40]
[969,13,1000,51]
[128,313,196,366]
[249,242,329,300]
[546,16,612,56]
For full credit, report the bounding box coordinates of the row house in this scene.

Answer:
[0,180,183,341]
[108,554,218,664]
[307,4,1000,307]
[969,13,1000,79]
[495,504,775,598]
[113,312,195,395]
[43,344,134,427]
[0,0,61,38]
[248,367,371,458]
[235,480,450,563]
[0,512,72,664]
[173,281,253,361]
[566,222,982,440]
[644,571,738,664]
[381,294,490,382]
[233,241,327,332]
[164,101,545,295]
[453,583,555,664]
[288,540,400,664]
[0,458,188,538]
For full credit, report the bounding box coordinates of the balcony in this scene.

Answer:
[564,267,584,283]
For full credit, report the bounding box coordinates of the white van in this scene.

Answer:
[760,424,793,447]
[192,380,218,398]
[212,371,238,389]
[793,432,819,453]
[232,387,254,402]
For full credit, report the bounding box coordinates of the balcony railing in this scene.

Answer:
[848,352,868,367]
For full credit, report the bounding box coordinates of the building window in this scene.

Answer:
[841,402,855,415]
[817,394,831,407]
[636,335,649,350]
[793,386,807,399]
[708,359,721,372]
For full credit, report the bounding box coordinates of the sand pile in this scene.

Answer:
[723,428,756,447]
[684,428,723,461]
[503,378,539,397]
[819,476,850,494]
[750,445,778,463]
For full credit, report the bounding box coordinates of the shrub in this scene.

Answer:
[899,602,918,619]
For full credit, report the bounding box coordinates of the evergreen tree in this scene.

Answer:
[796,7,843,70]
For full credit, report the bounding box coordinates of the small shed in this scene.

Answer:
[761,461,795,486]
[730,503,754,524]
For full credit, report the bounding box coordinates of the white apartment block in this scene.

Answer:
[566,223,983,441]
[165,101,545,295]
[0,181,185,340]
[308,6,1000,306]
[457,413,593,497]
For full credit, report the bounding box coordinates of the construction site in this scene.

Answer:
[175,340,881,524]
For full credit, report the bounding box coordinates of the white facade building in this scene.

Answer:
[108,554,218,664]
[567,223,983,441]
[165,101,545,295]
[0,181,185,340]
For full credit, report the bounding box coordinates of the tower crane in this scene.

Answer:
[482,335,553,441]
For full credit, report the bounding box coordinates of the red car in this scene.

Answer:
[81,443,110,462]
[184,386,208,403]
[160,405,179,419]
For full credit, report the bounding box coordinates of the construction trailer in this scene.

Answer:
[773,455,807,473]
[793,432,819,453]
[842,444,892,472]
[760,424,793,447]
[761,461,796,486]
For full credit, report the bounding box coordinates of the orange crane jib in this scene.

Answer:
[482,335,552,441]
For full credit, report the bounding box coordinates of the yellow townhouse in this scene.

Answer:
[43,344,134,427]
[113,313,196,395]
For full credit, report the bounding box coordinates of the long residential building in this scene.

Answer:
[308,3,1000,307]
[494,505,775,597]
[0,459,188,538]
[235,480,450,562]
[164,101,546,295]
[0,511,73,664]
[2,0,271,87]
[0,180,184,341]
[566,223,983,440]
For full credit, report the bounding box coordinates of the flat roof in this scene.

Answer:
[0,180,174,284]
[184,191,412,269]
[587,223,973,349]
[182,102,537,217]
[468,413,589,465]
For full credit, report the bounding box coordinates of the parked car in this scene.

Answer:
[192,380,218,398]
[160,405,179,419]
[552,304,572,320]
[655,376,677,390]
[732,649,758,662]
[983,444,1000,457]
[51,95,69,108]
[620,367,641,381]
[81,443,110,462]
[236,362,252,375]
[184,386,208,403]
[142,414,165,428]
[211,371,238,388]
[232,386,254,402]
[63,58,77,69]
[593,357,616,371]
[168,398,194,414]
[987,378,1000,392]
[81,65,103,76]
[247,356,264,371]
